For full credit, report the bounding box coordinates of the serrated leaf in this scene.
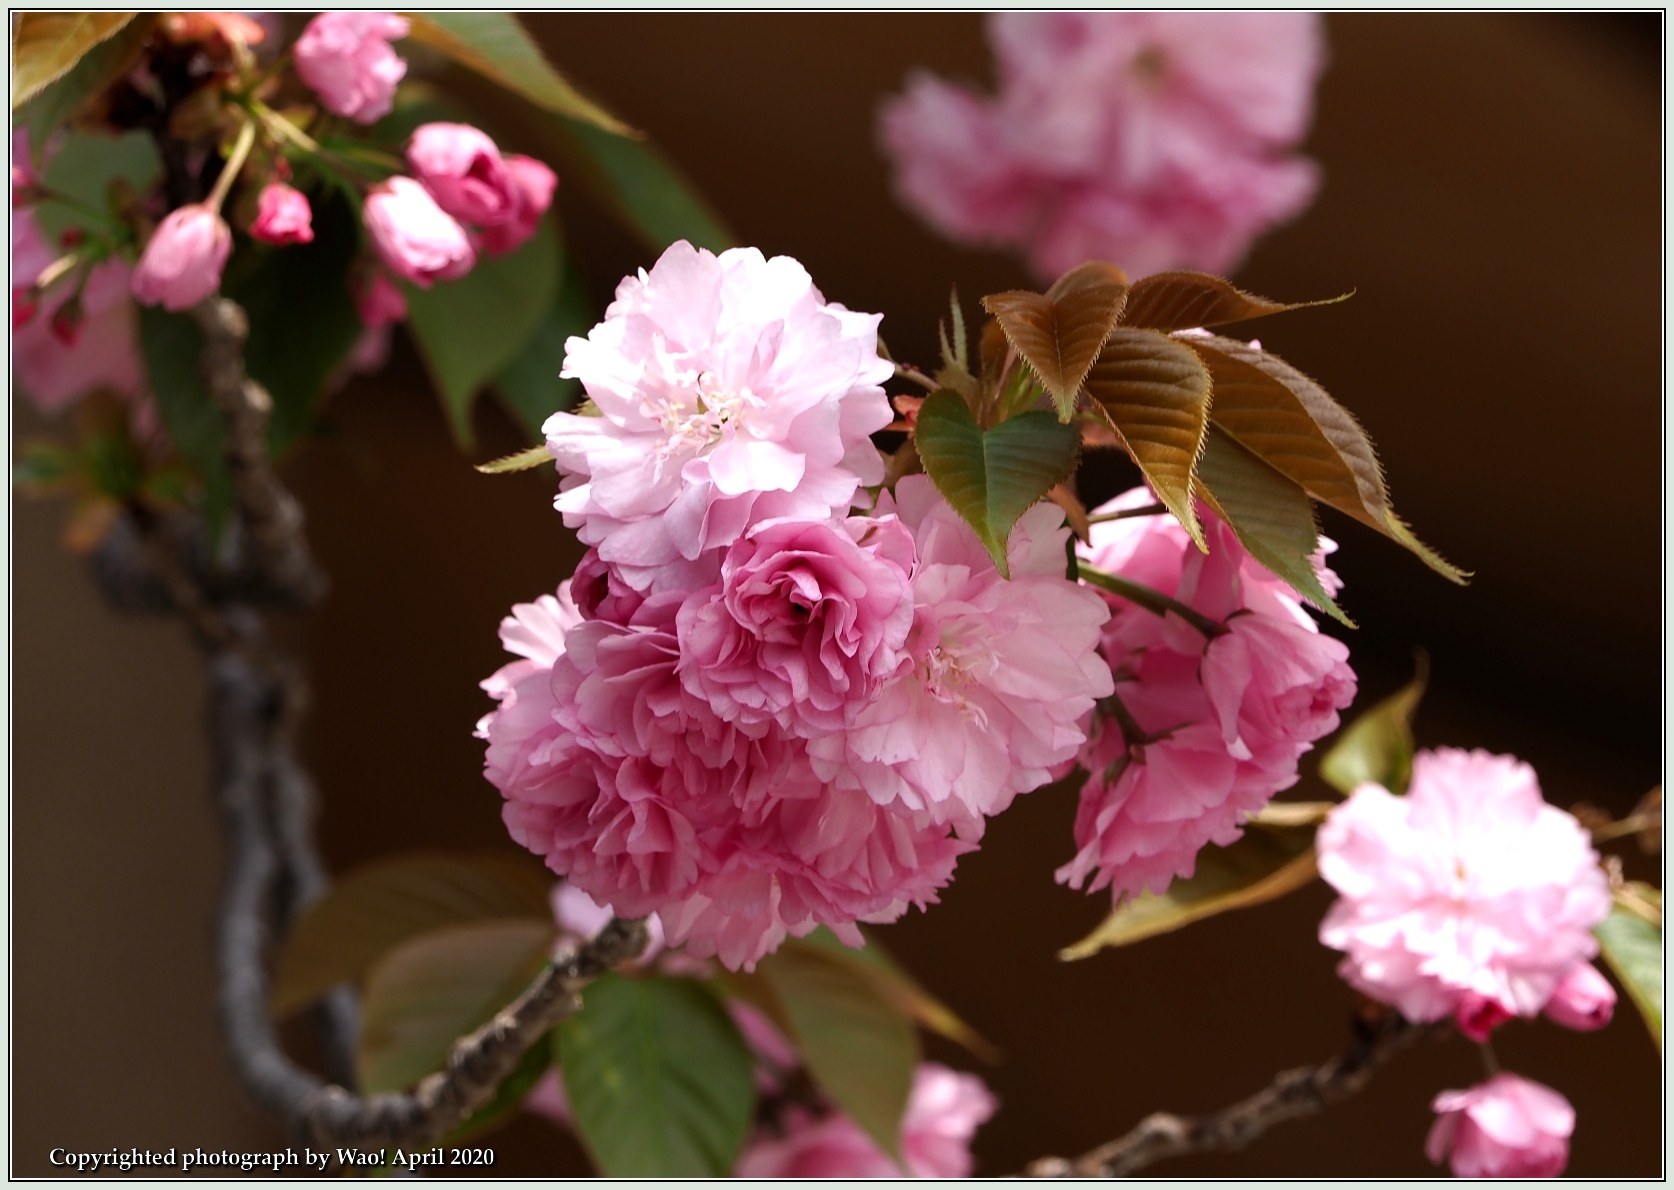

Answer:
[401,13,633,136]
[758,944,918,1163]
[273,849,553,1018]
[1194,424,1352,626]
[1185,334,1465,585]
[1121,271,1345,332]
[1319,655,1428,796]
[560,974,756,1177]
[495,252,588,440]
[1083,327,1212,548]
[982,262,1128,419]
[404,214,559,446]
[357,919,555,1093]
[1596,907,1662,1053]
[17,14,153,147]
[914,389,1081,578]
[1062,825,1318,959]
[474,446,554,475]
[12,13,135,110]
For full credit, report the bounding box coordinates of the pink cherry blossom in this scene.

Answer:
[294,11,409,125]
[1057,488,1354,900]
[249,182,314,246]
[131,204,231,311]
[1426,1073,1573,1178]
[735,1063,997,1177]
[406,123,520,227]
[878,12,1324,280]
[355,272,407,329]
[676,513,916,737]
[1318,748,1613,1027]
[1542,962,1616,1032]
[12,127,36,206]
[546,241,894,591]
[807,477,1113,827]
[363,176,475,288]
[479,154,558,255]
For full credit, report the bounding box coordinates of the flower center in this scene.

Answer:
[657,371,753,456]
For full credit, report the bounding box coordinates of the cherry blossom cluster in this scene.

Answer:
[879,12,1324,281]
[1318,748,1617,1176]
[479,240,1114,969]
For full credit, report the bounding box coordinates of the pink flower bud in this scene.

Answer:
[13,288,38,328]
[355,271,407,329]
[479,154,558,255]
[131,204,232,311]
[363,176,475,288]
[406,123,519,226]
[294,11,409,125]
[1542,961,1616,1032]
[1454,993,1514,1042]
[1426,1073,1573,1178]
[249,182,314,246]
[49,297,84,346]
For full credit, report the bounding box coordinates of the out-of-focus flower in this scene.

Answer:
[249,182,314,245]
[1426,1073,1573,1178]
[546,241,894,591]
[479,154,558,255]
[131,204,232,311]
[12,127,36,207]
[735,1063,997,1177]
[1541,961,1617,1033]
[406,122,520,226]
[1318,748,1613,1030]
[363,176,475,287]
[1057,488,1353,901]
[355,271,407,329]
[879,12,1324,280]
[294,11,409,124]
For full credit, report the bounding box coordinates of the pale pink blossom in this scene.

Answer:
[807,477,1113,827]
[249,182,314,245]
[131,204,231,310]
[344,271,408,374]
[1542,961,1616,1032]
[479,154,557,255]
[879,12,1324,280]
[1426,1073,1573,1178]
[406,123,519,227]
[546,241,894,590]
[1318,749,1613,1028]
[736,1063,997,1177]
[478,584,583,705]
[1057,488,1353,900]
[363,176,475,288]
[294,11,409,124]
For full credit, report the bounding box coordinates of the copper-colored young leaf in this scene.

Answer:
[1194,425,1352,626]
[17,14,152,146]
[1319,653,1429,796]
[1121,271,1346,333]
[1061,825,1318,959]
[475,445,553,475]
[982,264,1129,420]
[11,13,135,110]
[1185,334,1466,584]
[1083,327,1213,547]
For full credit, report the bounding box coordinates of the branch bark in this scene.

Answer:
[1025,1009,1449,1177]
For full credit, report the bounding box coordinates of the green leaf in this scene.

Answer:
[1082,327,1213,549]
[34,129,161,243]
[914,389,1081,578]
[495,253,588,440]
[357,919,555,1093]
[13,443,79,487]
[272,849,553,1018]
[404,214,560,446]
[401,13,635,136]
[560,973,756,1177]
[537,115,733,253]
[17,14,154,149]
[1318,654,1429,796]
[981,262,1129,420]
[757,943,919,1163]
[137,305,226,480]
[444,1029,554,1144]
[1120,271,1347,333]
[1062,824,1318,959]
[222,189,362,456]
[1596,906,1662,1053]
[11,12,136,109]
[1193,424,1352,627]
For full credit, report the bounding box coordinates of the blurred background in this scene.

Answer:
[13,12,1662,1177]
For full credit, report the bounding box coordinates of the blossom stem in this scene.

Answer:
[895,363,940,391]
[1078,561,1222,638]
[207,117,258,214]
[1478,1041,1501,1076]
[1087,502,1167,524]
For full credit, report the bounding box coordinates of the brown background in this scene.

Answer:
[12,12,1662,1177]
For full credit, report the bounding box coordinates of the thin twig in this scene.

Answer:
[1024,1010,1449,1177]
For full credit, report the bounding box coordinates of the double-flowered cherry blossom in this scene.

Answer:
[1317,747,1613,1034]
[363,176,476,287]
[294,11,410,125]
[131,203,232,311]
[1426,1073,1574,1178]
[1058,487,1354,901]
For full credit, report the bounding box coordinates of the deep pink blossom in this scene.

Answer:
[1542,962,1616,1032]
[363,176,475,287]
[1318,749,1613,1028]
[12,127,35,206]
[294,11,409,124]
[131,204,231,310]
[735,1063,997,1177]
[1058,488,1354,900]
[479,154,557,255]
[546,241,894,591]
[356,272,407,329]
[406,123,519,227]
[1426,1074,1573,1178]
[879,12,1324,279]
[249,182,314,245]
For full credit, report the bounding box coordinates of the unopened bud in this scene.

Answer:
[49,297,85,346]
[13,288,38,329]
